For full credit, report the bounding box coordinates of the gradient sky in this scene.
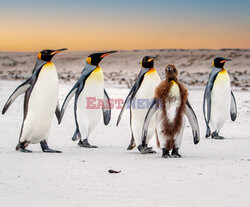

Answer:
[0,0,250,51]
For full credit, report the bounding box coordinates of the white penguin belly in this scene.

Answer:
[210,70,231,131]
[131,69,161,145]
[165,81,181,123]
[77,67,104,138]
[20,62,58,144]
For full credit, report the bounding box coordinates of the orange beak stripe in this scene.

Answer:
[220,60,227,63]
[100,53,110,58]
[50,50,63,56]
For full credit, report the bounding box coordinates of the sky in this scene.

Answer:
[0,0,250,51]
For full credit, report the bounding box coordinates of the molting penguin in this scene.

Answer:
[203,57,237,139]
[2,48,67,153]
[116,56,161,154]
[141,64,200,158]
[59,51,116,148]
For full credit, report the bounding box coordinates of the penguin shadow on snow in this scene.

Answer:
[219,137,250,140]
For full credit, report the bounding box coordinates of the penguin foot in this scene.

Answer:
[78,139,98,148]
[205,128,211,138]
[212,136,225,139]
[19,148,32,153]
[127,138,136,150]
[212,132,224,139]
[127,142,136,150]
[171,148,182,158]
[17,142,32,153]
[72,130,81,141]
[137,145,156,154]
[162,149,171,158]
[40,141,62,153]
[43,148,62,153]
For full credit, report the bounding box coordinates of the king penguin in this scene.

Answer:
[2,48,67,152]
[116,56,161,154]
[141,64,200,158]
[203,57,237,139]
[59,51,117,148]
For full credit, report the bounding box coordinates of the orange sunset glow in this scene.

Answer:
[0,0,250,51]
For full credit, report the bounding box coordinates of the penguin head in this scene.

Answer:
[37,48,67,61]
[212,57,231,69]
[165,64,178,82]
[141,56,155,68]
[86,51,117,66]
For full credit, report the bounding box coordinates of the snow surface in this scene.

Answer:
[0,80,249,207]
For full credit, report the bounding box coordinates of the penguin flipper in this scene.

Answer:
[141,99,158,147]
[59,84,78,124]
[116,84,135,126]
[60,64,97,124]
[185,100,200,144]
[2,78,31,114]
[103,89,111,125]
[116,69,148,126]
[55,101,61,124]
[230,91,237,121]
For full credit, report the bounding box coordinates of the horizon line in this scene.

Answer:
[1,48,250,53]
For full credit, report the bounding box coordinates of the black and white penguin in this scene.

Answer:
[117,56,161,154]
[203,57,237,139]
[59,51,116,148]
[2,48,67,152]
[141,64,200,158]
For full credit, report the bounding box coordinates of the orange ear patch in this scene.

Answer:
[37,52,41,60]
[86,57,92,65]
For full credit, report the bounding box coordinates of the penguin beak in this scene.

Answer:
[100,50,117,58]
[50,48,68,56]
[220,58,231,63]
[148,57,155,62]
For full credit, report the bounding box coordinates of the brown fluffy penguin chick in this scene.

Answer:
[154,64,188,158]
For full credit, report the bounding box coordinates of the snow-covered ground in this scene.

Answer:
[0,80,249,207]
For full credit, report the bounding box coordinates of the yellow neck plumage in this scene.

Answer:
[146,68,156,74]
[214,68,230,85]
[41,61,55,71]
[90,66,103,81]
[169,80,180,97]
